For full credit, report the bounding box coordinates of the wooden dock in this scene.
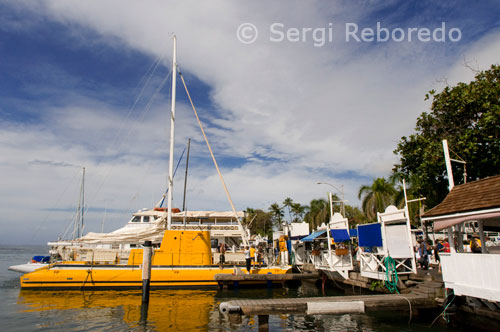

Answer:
[220,292,435,316]
[214,272,319,289]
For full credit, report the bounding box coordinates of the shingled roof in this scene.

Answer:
[423,174,500,218]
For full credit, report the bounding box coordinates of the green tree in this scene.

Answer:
[304,198,330,231]
[282,197,293,223]
[244,208,273,238]
[343,205,368,227]
[358,177,397,221]
[290,203,306,222]
[394,64,500,208]
[268,203,284,229]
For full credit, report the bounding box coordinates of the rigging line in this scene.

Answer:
[449,147,466,162]
[136,68,173,125]
[177,66,248,246]
[86,67,172,215]
[129,56,163,117]
[133,55,162,98]
[92,56,163,169]
[123,68,173,209]
[82,56,163,207]
[159,146,187,208]
[30,167,82,241]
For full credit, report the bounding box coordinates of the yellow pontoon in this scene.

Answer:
[20,230,290,289]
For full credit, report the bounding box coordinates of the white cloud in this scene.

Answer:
[1,1,499,244]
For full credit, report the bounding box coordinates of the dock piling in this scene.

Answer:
[142,240,152,304]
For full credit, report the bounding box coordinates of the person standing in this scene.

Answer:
[436,239,444,273]
[418,239,428,270]
[218,242,226,269]
[244,246,251,274]
[250,245,256,268]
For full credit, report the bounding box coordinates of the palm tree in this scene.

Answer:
[304,198,329,230]
[268,203,284,229]
[290,203,306,222]
[358,177,397,221]
[282,197,294,223]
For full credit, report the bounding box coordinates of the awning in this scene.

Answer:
[358,223,383,247]
[349,229,358,237]
[301,230,326,242]
[330,229,350,242]
[429,211,500,231]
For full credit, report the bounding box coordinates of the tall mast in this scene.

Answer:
[73,166,85,239]
[166,36,177,230]
[81,167,85,237]
[182,138,191,226]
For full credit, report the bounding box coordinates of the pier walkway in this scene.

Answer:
[214,272,319,289]
[219,292,434,315]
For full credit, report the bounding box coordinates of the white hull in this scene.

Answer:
[8,263,47,274]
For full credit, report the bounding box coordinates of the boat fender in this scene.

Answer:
[219,302,241,314]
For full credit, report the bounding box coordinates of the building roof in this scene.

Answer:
[423,174,500,218]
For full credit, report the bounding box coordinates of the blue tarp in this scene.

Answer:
[349,229,358,237]
[32,255,50,263]
[358,223,383,247]
[301,230,326,242]
[330,229,350,242]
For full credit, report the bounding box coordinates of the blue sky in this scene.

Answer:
[1,0,499,244]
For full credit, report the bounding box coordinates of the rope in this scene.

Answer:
[384,256,400,294]
[177,67,248,246]
[428,292,456,327]
[397,294,412,325]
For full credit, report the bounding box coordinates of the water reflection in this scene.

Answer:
[18,289,216,331]
[16,287,441,331]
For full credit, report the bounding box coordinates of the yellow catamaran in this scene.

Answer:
[20,229,288,289]
[19,36,291,289]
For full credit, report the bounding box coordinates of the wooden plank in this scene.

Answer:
[214,272,319,282]
[221,293,435,316]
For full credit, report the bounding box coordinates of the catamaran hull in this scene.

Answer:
[20,264,290,289]
[9,263,47,274]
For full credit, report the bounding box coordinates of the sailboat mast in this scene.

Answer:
[166,36,177,230]
[182,138,191,226]
[73,167,85,239]
[80,167,85,237]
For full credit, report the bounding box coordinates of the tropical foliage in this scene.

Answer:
[243,208,273,238]
[358,177,397,220]
[393,64,500,208]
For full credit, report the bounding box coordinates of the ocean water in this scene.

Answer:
[0,245,451,331]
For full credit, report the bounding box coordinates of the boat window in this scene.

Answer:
[142,216,150,223]
[131,216,141,223]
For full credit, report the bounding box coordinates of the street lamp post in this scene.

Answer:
[317,182,346,216]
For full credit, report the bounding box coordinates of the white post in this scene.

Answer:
[442,140,454,191]
[141,240,152,303]
[341,185,345,217]
[166,36,177,230]
[328,192,334,220]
